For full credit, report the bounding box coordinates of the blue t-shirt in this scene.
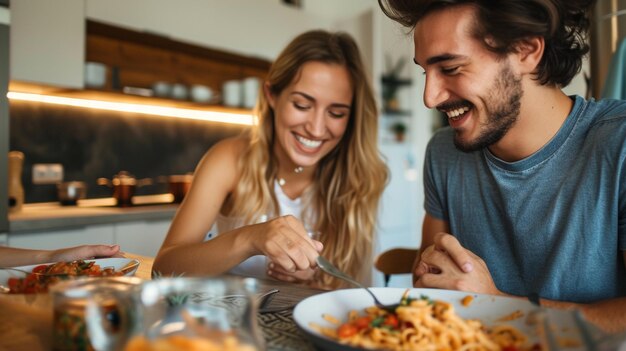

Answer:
[424,96,626,303]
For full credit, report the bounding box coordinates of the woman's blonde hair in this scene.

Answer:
[229,30,388,288]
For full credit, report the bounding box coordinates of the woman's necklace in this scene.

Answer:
[278,166,304,186]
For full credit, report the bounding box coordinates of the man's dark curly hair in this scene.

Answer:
[378,0,595,87]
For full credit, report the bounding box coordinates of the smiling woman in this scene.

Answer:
[153,30,389,290]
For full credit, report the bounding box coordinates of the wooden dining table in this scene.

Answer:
[0,253,326,351]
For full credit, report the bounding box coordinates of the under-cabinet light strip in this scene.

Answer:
[6,92,255,126]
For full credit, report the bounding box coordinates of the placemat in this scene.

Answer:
[258,309,315,351]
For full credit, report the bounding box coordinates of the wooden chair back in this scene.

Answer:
[374,247,419,287]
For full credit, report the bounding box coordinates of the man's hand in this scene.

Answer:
[413,233,501,295]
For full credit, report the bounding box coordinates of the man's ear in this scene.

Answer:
[513,36,544,75]
[263,81,275,109]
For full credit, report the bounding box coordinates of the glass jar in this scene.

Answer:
[52,276,263,351]
[125,276,264,351]
[50,277,143,351]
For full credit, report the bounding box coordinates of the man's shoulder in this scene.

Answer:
[584,98,626,125]
[579,98,626,155]
[582,98,626,140]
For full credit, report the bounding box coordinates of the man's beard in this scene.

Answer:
[454,63,523,153]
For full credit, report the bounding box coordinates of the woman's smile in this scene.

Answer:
[294,133,323,150]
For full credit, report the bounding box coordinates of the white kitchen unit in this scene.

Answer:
[7,202,176,258]
[114,219,171,258]
[8,219,171,258]
[10,0,85,88]
[8,224,115,250]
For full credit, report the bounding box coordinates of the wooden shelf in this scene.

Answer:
[383,109,412,117]
[87,21,270,71]
[381,76,412,86]
[85,20,271,97]
[10,22,269,124]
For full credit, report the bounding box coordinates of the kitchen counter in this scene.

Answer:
[9,194,178,234]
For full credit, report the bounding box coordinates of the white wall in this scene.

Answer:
[334,8,375,82]
[10,0,85,88]
[562,56,591,98]
[370,8,431,287]
[303,0,374,22]
[376,9,432,246]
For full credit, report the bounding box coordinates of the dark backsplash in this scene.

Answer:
[10,100,244,203]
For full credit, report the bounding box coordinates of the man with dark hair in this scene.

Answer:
[379,0,626,329]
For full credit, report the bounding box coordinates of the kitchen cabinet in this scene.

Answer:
[10,0,85,88]
[8,224,115,250]
[8,216,171,258]
[114,219,170,258]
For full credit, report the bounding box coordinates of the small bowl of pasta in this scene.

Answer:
[293,287,585,351]
[0,258,139,294]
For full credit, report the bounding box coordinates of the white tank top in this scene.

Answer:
[205,181,306,278]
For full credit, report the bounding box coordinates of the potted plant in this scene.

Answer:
[391,121,407,142]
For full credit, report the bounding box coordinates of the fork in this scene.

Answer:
[316,256,399,313]
[528,296,626,351]
[117,260,140,275]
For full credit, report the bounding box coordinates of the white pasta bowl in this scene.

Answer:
[293,287,585,351]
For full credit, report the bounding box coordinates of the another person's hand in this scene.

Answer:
[251,215,323,275]
[413,233,500,295]
[48,244,124,262]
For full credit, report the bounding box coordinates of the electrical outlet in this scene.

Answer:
[32,163,64,184]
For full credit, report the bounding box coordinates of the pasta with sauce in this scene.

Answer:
[7,260,123,293]
[310,293,536,351]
